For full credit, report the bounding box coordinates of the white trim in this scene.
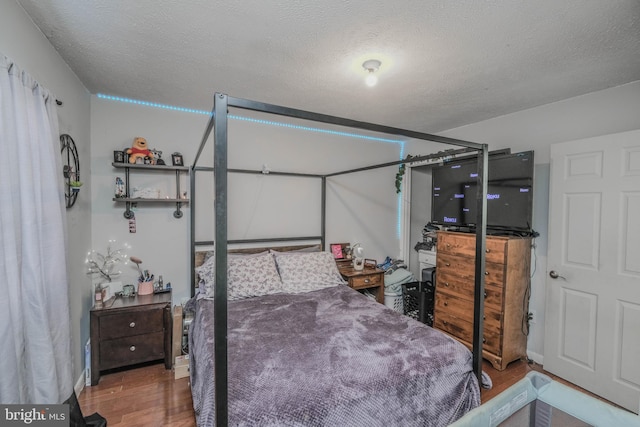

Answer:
[399,157,444,268]
[400,169,412,262]
[74,372,85,397]
[527,350,544,366]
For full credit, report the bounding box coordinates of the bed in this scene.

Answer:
[189,248,481,426]
[190,93,492,425]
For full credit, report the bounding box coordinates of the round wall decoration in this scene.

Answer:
[60,133,80,208]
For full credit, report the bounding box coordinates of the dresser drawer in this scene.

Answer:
[437,253,505,288]
[99,307,164,340]
[99,331,165,370]
[349,273,382,290]
[434,292,502,332]
[434,309,502,356]
[435,272,504,310]
[437,232,507,264]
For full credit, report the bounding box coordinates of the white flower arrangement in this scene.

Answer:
[85,240,131,283]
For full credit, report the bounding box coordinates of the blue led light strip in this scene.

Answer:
[97,93,211,115]
[97,93,404,145]
[98,92,406,237]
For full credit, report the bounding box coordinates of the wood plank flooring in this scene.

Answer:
[77,358,615,426]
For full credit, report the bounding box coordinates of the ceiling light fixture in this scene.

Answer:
[362,59,381,87]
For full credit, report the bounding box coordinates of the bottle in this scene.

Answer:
[158,275,163,290]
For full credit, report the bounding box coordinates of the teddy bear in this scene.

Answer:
[127,137,153,164]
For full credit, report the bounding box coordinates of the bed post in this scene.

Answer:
[321,177,326,250]
[473,144,489,382]
[214,93,229,427]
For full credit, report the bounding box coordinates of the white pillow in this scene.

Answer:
[274,251,345,293]
[228,252,284,300]
[196,252,284,300]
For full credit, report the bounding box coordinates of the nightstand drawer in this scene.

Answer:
[100,307,164,340]
[349,273,382,290]
[99,331,165,370]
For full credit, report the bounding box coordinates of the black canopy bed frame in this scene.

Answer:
[191,93,489,426]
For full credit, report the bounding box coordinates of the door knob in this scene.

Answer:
[549,270,566,280]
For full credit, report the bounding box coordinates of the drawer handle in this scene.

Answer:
[442,320,448,325]
[364,279,370,283]
[443,301,448,307]
[482,338,486,344]
[444,282,450,287]
[445,262,450,267]
[129,322,136,328]
[485,271,489,276]
[485,249,491,253]
[129,345,136,352]
[484,292,487,298]
[446,243,451,247]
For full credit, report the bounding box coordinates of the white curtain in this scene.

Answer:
[0,55,73,404]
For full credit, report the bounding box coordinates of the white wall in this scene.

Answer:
[411,81,640,363]
[1,1,92,390]
[91,97,408,303]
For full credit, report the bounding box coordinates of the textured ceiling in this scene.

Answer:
[17,0,640,133]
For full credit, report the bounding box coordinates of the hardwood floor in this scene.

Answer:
[77,359,614,426]
[77,363,196,427]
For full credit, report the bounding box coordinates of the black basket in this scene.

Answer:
[401,280,435,326]
[401,281,423,322]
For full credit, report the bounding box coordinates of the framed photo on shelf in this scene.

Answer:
[171,152,184,166]
[364,259,377,269]
[113,150,125,163]
[330,243,349,259]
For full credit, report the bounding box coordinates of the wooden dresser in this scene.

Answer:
[433,231,531,370]
[90,292,172,385]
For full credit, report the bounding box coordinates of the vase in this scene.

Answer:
[138,281,154,295]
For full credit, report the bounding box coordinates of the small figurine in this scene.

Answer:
[151,149,165,165]
[115,177,125,198]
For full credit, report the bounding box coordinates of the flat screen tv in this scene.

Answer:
[431,150,534,232]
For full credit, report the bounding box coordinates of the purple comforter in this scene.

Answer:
[190,285,480,426]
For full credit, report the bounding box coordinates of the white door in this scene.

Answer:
[543,129,640,413]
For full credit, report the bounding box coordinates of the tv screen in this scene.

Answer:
[431,151,534,232]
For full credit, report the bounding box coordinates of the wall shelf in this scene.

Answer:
[112,162,189,219]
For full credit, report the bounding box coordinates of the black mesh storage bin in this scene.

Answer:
[401,269,436,326]
[401,281,425,323]
[422,267,436,326]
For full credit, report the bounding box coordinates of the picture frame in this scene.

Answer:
[113,150,125,163]
[364,259,377,269]
[171,152,184,166]
[330,243,349,259]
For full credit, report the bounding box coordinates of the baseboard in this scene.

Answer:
[527,350,544,366]
[74,371,85,397]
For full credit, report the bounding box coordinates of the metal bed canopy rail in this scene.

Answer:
[193,92,489,427]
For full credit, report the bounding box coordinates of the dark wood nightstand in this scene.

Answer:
[90,292,172,385]
[338,265,385,304]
